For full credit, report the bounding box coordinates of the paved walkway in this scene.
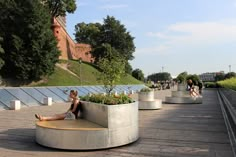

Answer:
[0,89,233,157]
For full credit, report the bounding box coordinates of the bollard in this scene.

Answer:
[10,100,21,110]
[44,97,52,106]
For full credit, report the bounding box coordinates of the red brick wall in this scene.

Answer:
[52,18,94,62]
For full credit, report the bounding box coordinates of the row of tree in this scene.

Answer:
[147,72,172,82]
[215,72,236,81]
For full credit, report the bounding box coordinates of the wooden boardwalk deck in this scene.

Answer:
[0,89,233,157]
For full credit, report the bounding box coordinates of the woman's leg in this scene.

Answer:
[36,113,66,121]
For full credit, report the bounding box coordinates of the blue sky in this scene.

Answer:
[66,0,236,77]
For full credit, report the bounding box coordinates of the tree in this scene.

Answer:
[147,72,171,82]
[186,74,201,85]
[125,61,133,74]
[215,73,225,81]
[42,0,76,18]
[176,72,188,84]
[75,22,102,47]
[224,72,236,79]
[0,37,4,71]
[0,0,60,80]
[97,44,125,95]
[132,69,144,81]
[75,16,135,64]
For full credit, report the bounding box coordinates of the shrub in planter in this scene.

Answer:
[140,87,152,92]
[138,87,154,101]
[80,93,134,105]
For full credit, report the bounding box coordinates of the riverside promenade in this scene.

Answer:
[0,88,233,157]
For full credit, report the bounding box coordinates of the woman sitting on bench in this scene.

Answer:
[35,90,82,121]
[187,79,200,97]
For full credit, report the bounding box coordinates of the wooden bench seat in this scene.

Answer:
[36,119,106,130]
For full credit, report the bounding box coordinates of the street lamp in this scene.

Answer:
[78,58,82,85]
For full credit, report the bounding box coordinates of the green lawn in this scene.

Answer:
[36,60,143,86]
[36,66,81,86]
[217,77,236,91]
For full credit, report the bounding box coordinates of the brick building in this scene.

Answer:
[51,16,94,62]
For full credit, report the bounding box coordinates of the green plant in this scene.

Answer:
[140,87,152,92]
[97,45,126,94]
[217,77,236,91]
[80,93,134,105]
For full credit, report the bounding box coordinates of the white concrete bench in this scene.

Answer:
[35,101,139,150]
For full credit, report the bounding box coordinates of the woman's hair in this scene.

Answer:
[70,90,78,97]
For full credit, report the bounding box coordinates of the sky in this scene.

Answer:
[66,0,236,77]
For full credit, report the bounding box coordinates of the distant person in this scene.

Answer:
[35,90,82,121]
[198,81,203,95]
[187,79,200,97]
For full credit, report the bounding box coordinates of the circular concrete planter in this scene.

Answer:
[138,91,154,101]
[138,91,162,109]
[165,84,202,104]
[138,100,162,109]
[178,84,187,91]
[36,101,139,150]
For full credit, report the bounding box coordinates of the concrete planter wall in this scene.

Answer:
[36,101,139,150]
[138,91,162,109]
[178,84,187,91]
[138,91,154,101]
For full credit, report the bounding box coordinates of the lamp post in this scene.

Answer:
[79,58,82,85]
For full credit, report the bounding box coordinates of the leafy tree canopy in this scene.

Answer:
[125,61,133,74]
[147,72,172,82]
[186,74,201,85]
[42,0,77,17]
[0,0,60,80]
[132,69,144,81]
[176,71,188,83]
[75,15,135,63]
[0,37,4,70]
[224,72,236,79]
[215,73,225,82]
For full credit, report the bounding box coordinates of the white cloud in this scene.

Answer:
[100,4,128,10]
[146,32,169,39]
[143,20,236,55]
[135,45,170,55]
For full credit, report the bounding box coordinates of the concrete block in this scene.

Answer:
[10,100,21,110]
[43,97,52,106]
[130,90,134,94]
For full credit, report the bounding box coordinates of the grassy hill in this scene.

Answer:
[217,77,236,91]
[35,60,143,86]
